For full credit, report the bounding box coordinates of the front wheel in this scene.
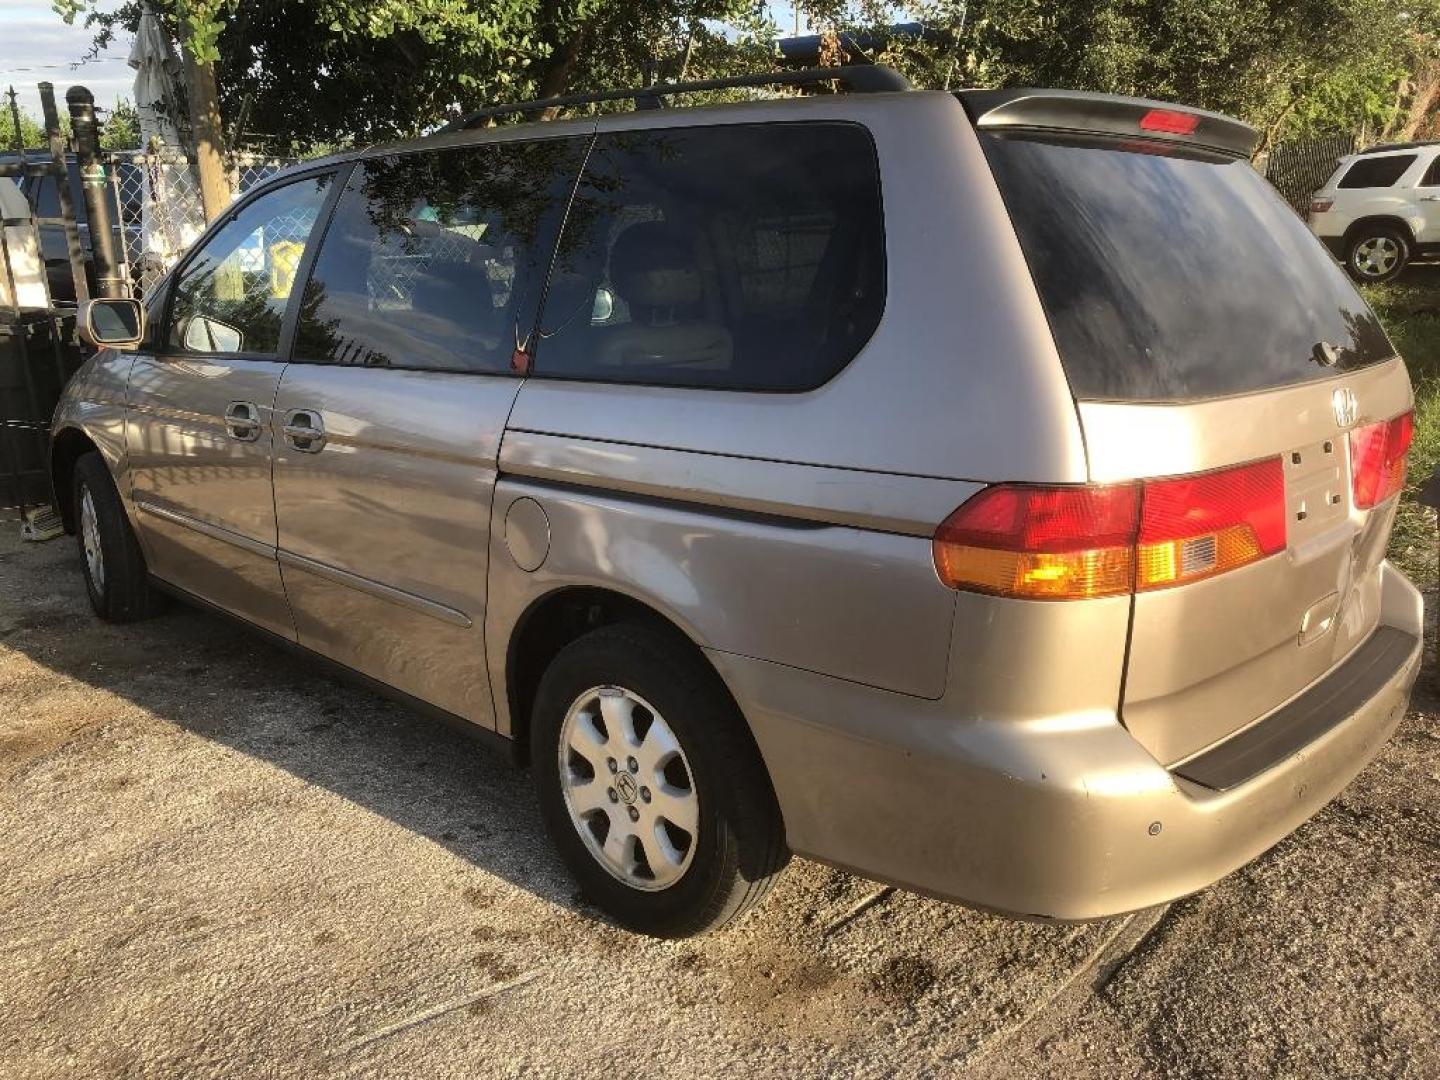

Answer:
[531,622,788,937]
[73,452,164,622]
[1345,226,1409,283]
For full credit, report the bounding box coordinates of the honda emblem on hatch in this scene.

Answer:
[1332,387,1358,429]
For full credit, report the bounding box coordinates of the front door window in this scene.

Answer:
[166,174,334,356]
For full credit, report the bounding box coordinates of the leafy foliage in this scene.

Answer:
[55,1,775,152]
[50,0,1440,152]
[840,0,1440,145]
[1,98,137,153]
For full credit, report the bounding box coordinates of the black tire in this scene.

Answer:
[531,621,789,937]
[73,452,164,622]
[1344,225,1409,284]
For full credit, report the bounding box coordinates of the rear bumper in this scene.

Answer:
[713,561,1422,920]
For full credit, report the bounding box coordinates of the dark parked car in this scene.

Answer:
[9,151,140,303]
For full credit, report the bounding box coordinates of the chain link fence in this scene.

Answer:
[1261,133,1358,213]
[102,151,295,296]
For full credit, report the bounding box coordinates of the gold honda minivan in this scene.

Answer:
[53,69,1422,937]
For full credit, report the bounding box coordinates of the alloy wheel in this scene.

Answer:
[1352,235,1400,278]
[79,485,105,594]
[557,685,699,891]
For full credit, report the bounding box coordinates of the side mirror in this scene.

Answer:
[182,314,244,354]
[78,298,145,350]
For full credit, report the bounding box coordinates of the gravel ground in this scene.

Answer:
[0,528,1437,1079]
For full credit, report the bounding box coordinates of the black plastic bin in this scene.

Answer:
[0,311,81,514]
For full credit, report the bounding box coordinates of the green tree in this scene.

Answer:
[809,0,1440,147]
[56,1,775,153]
[100,97,140,148]
[3,97,142,154]
[0,103,74,152]
[0,105,47,151]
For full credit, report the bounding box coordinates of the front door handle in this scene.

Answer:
[1420,194,1440,202]
[282,409,327,453]
[224,400,262,441]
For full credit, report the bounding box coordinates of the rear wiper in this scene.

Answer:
[1312,341,1345,368]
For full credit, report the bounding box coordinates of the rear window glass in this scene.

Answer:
[1422,156,1440,187]
[535,122,886,392]
[981,133,1392,402]
[1338,154,1417,189]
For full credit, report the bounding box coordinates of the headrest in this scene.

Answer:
[609,221,702,310]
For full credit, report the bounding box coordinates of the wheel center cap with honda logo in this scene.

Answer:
[615,773,638,804]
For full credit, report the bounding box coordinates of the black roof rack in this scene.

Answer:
[440,65,909,133]
[1357,140,1439,155]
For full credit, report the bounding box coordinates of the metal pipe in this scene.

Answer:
[66,86,126,299]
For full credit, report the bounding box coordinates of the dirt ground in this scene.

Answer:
[1,527,1437,1079]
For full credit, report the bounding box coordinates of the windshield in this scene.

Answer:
[980,132,1394,402]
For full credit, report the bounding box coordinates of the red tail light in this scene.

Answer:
[1308,196,1334,214]
[1136,458,1286,591]
[1350,410,1413,509]
[932,485,1139,600]
[1139,108,1199,135]
[933,459,1286,600]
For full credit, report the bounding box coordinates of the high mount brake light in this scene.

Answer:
[1350,410,1414,509]
[1139,108,1200,135]
[933,459,1286,601]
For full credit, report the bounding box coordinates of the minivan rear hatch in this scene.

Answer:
[965,90,1413,767]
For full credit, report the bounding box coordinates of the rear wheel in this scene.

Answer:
[1345,226,1409,283]
[73,452,163,622]
[531,622,788,937]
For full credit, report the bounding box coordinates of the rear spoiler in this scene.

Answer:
[957,89,1258,159]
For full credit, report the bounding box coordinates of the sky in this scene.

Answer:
[0,0,133,119]
[0,1,812,123]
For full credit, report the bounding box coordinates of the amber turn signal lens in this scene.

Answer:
[934,544,1134,600]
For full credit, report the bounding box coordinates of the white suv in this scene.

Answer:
[1308,141,1440,283]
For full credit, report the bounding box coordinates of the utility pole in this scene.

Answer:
[180,20,231,222]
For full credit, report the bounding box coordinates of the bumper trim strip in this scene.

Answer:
[1174,625,1417,791]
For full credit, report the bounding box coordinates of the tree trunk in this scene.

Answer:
[181,25,232,222]
[537,27,588,120]
[1397,60,1440,141]
[1254,96,1300,158]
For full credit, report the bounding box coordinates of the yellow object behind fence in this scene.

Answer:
[269,239,306,299]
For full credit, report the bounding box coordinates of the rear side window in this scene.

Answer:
[1422,157,1440,187]
[292,138,587,373]
[981,133,1392,401]
[535,123,885,391]
[1338,154,1417,189]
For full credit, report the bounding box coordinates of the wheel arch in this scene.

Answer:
[49,426,102,533]
[502,585,751,772]
[1343,215,1418,248]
